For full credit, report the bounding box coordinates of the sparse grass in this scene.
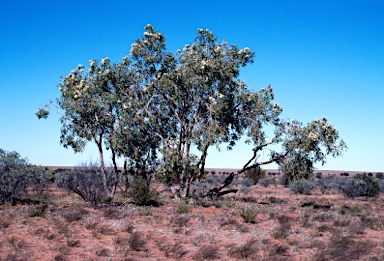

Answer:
[194,245,220,260]
[173,215,190,227]
[269,243,290,258]
[0,182,383,260]
[314,234,376,261]
[138,206,153,216]
[273,215,292,239]
[157,241,189,259]
[128,231,147,251]
[227,238,259,259]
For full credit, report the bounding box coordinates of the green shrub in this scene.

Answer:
[342,174,380,198]
[239,208,257,223]
[128,177,160,206]
[376,172,384,179]
[289,179,315,195]
[316,172,322,179]
[176,203,191,214]
[0,149,52,203]
[28,209,45,218]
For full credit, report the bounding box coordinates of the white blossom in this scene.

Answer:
[308,132,319,141]
[89,60,96,67]
[101,57,110,66]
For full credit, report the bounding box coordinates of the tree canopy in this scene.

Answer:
[37,24,347,198]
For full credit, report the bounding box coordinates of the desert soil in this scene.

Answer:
[1,184,383,261]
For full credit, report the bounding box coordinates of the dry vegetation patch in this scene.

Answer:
[0,184,383,260]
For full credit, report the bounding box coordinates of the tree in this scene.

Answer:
[38,24,346,199]
[130,27,255,197]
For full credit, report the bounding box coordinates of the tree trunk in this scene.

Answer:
[95,134,110,196]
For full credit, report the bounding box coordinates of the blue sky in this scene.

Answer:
[1,1,383,172]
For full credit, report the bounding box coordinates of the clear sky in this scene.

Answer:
[1,1,383,172]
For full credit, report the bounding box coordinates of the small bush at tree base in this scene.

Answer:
[289,179,315,195]
[128,177,160,206]
[55,163,113,207]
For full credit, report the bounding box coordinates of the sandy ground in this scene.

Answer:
[1,184,383,261]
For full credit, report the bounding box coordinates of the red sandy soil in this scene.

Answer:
[1,184,383,260]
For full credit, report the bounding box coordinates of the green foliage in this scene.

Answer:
[40,24,346,199]
[244,167,266,184]
[28,209,44,218]
[289,178,316,195]
[342,174,380,198]
[128,177,160,206]
[0,148,52,203]
[239,208,258,223]
[176,203,191,214]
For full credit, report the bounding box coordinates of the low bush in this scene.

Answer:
[258,177,276,188]
[317,175,344,194]
[128,177,160,206]
[377,179,384,193]
[55,162,114,207]
[289,179,315,195]
[0,148,52,203]
[239,208,258,223]
[342,174,380,198]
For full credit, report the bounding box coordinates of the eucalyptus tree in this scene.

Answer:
[37,58,121,196]
[130,26,255,197]
[38,24,347,199]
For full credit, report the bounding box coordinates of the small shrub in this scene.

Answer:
[289,179,315,195]
[316,172,323,179]
[259,177,276,188]
[128,177,160,206]
[342,175,380,198]
[317,175,343,194]
[340,172,350,176]
[176,203,191,214]
[28,209,44,218]
[0,149,51,203]
[55,162,114,207]
[376,179,384,193]
[375,172,384,179]
[239,208,257,223]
